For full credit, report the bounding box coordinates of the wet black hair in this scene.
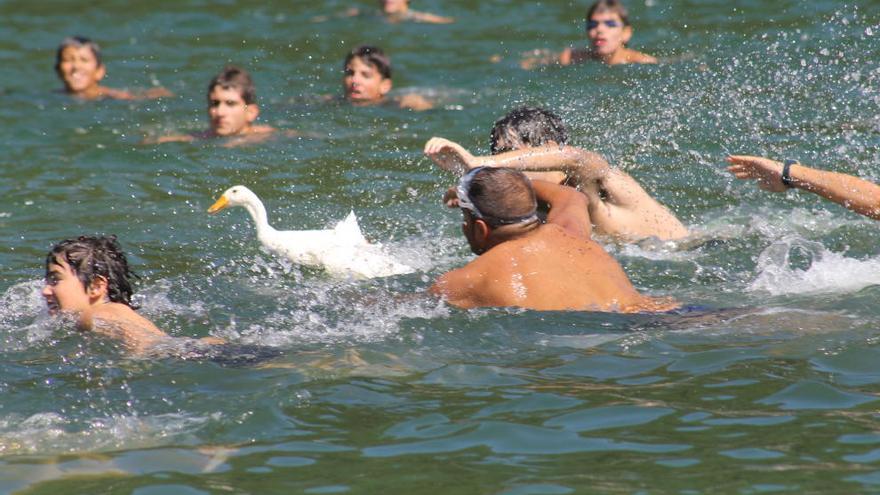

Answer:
[208,65,256,105]
[586,0,631,27]
[55,36,103,73]
[46,235,139,308]
[489,107,569,154]
[344,45,392,80]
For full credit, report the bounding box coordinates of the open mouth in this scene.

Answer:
[46,300,60,315]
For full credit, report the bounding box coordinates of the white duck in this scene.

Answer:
[208,185,413,279]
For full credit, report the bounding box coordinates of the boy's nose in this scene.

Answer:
[41,285,52,297]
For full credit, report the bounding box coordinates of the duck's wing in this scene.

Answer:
[322,243,415,279]
[333,211,369,246]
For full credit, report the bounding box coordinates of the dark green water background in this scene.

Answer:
[2,0,880,493]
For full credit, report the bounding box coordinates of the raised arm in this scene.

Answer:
[727,155,880,220]
[530,179,592,239]
[424,137,609,183]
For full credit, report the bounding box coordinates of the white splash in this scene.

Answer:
[749,237,880,295]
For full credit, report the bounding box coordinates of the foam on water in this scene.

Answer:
[750,237,880,296]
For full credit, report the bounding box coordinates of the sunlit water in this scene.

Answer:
[2,0,880,493]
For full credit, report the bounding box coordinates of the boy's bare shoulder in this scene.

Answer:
[395,93,433,111]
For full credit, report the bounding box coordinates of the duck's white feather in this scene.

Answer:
[210,186,413,279]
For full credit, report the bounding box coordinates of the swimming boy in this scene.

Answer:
[43,236,173,353]
[342,45,432,111]
[431,167,677,312]
[727,155,880,220]
[424,107,687,241]
[316,1,453,24]
[55,36,172,100]
[153,66,275,146]
[520,0,656,69]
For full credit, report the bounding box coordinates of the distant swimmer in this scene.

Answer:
[728,155,880,220]
[55,36,173,100]
[520,0,656,69]
[315,0,454,24]
[149,66,280,147]
[425,107,687,241]
[42,236,214,353]
[429,167,679,312]
[341,45,433,111]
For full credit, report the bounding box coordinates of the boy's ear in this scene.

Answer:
[87,276,109,300]
[95,64,107,82]
[379,78,392,97]
[245,103,260,123]
[474,219,491,243]
[621,26,633,45]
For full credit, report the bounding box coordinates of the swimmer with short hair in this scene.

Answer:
[342,45,433,111]
[55,36,172,100]
[430,167,678,312]
[520,0,656,69]
[150,65,277,146]
[425,106,687,241]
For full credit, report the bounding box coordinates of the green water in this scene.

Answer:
[2,0,880,493]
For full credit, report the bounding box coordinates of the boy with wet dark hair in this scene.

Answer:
[342,45,432,111]
[425,106,687,241]
[42,236,171,352]
[152,65,276,146]
[489,106,569,153]
[520,0,656,69]
[55,36,171,100]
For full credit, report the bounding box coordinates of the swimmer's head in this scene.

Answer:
[207,66,259,136]
[585,0,633,55]
[381,0,409,14]
[44,236,138,313]
[343,45,393,104]
[457,167,538,254]
[489,107,569,154]
[55,36,106,95]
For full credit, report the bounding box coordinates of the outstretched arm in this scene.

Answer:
[727,155,880,220]
[530,180,592,239]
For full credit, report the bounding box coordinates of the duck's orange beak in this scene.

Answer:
[207,195,229,214]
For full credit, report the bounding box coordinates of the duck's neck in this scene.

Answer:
[243,199,274,237]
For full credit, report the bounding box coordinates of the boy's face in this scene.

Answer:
[381,0,408,14]
[343,57,392,104]
[57,46,106,94]
[207,85,258,136]
[587,11,632,56]
[42,258,90,316]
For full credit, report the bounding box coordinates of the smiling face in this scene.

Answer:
[343,57,392,104]
[207,85,258,136]
[56,45,105,96]
[587,11,632,56]
[42,257,92,316]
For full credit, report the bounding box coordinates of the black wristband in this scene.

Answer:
[781,159,797,188]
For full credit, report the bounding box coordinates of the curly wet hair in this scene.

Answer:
[46,235,139,308]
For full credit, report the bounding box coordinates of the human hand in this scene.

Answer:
[424,137,477,175]
[442,186,459,208]
[726,155,789,193]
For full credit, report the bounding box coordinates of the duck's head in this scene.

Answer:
[208,185,260,214]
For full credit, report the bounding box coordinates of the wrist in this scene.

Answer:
[781,159,798,188]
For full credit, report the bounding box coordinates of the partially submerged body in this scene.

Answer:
[56,36,172,101]
[149,66,280,147]
[520,0,656,69]
[315,0,453,24]
[429,168,678,312]
[342,46,433,111]
[43,236,222,354]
